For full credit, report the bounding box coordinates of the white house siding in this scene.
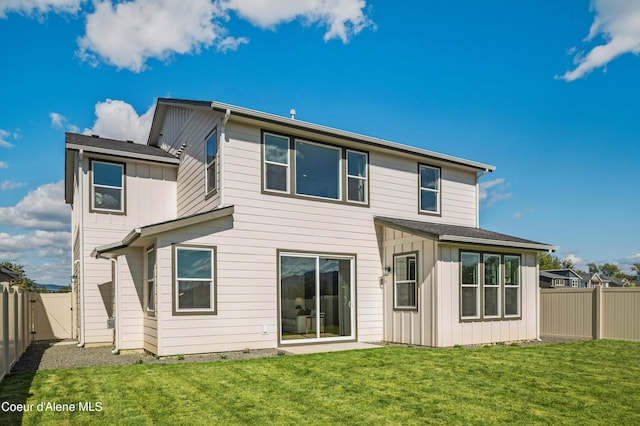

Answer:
[158,106,192,152]
[116,248,144,350]
[436,246,538,347]
[381,228,434,346]
[79,156,177,344]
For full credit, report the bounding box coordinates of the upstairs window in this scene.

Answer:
[91,160,124,213]
[419,165,440,214]
[394,253,417,310]
[206,128,217,195]
[295,140,341,200]
[264,133,289,193]
[347,150,368,203]
[262,131,369,206]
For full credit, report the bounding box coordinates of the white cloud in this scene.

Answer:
[0,129,14,148]
[559,0,640,81]
[0,180,26,190]
[479,178,512,207]
[566,254,584,265]
[78,0,247,72]
[0,181,70,231]
[50,112,66,129]
[82,99,155,143]
[0,0,82,18]
[219,0,373,42]
[0,161,8,168]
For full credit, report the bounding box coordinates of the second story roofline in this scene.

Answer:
[149,98,496,173]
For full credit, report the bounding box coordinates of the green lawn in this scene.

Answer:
[1,340,639,425]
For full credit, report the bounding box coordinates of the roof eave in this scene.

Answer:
[439,235,558,252]
[65,142,180,165]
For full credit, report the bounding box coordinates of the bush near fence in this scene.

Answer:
[540,287,640,341]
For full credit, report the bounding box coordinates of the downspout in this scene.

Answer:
[97,255,119,354]
[77,149,86,348]
[216,107,231,207]
[476,169,491,229]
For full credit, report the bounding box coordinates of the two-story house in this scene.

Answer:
[64,98,556,356]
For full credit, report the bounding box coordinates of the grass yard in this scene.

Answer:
[1,340,639,425]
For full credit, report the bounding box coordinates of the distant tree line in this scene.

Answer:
[538,253,639,283]
[0,261,71,293]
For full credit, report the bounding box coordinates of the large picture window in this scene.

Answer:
[460,252,521,321]
[206,128,217,194]
[262,132,368,205]
[419,165,440,214]
[91,160,124,212]
[394,253,417,310]
[174,246,216,314]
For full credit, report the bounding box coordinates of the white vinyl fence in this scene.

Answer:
[1,282,32,381]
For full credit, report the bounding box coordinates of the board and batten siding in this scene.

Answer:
[78,155,177,344]
[381,228,434,346]
[436,246,538,347]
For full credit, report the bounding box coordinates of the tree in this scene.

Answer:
[0,262,37,291]
[599,263,620,277]
[538,253,574,270]
[631,263,640,280]
[588,262,599,274]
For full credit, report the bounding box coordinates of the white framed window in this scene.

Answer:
[394,253,418,310]
[504,255,521,317]
[205,128,217,195]
[146,248,155,313]
[91,160,124,213]
[295,139,341,200]
[461,252,521,321]
[264,132,290,193]
[174,246,216,314]
[461,252,480,319]
[483,254,501,318]
[419,164,440,214]
[346,150,368,203]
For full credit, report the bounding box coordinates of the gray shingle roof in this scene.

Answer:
[374,216,556,251]
[65,133,178,162]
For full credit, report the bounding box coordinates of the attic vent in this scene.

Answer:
[289,109,296,120]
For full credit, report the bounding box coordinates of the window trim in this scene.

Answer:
[145,247,155,315]
[418,164,441,216]
[262,131,291,194]
[393,251,419,311]
[205,127,218,196]
[260,130,370,207]
[90,159,126,215]
[346,149,369,204]
[172,244,217,316]
[460,252,481,320]
[459,251,522,322]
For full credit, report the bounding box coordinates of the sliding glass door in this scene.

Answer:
[280,253,354,343]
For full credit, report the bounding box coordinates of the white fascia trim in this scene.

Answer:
[66,143,180,165]
[439,235,558,252]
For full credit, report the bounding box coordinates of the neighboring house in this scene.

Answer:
[64,98,557,356]
[539,269,583,288]
[0,265,23,285]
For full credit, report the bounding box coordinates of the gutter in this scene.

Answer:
[78,149,85,348]
[438,235,558,252]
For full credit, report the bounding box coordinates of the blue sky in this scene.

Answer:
[0,0,639,285]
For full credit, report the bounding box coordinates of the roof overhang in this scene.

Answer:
[374,216,557,252]
[151,98,496,173]
[92,205,234,258]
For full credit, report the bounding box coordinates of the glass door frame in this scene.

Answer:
[278,251,356,345]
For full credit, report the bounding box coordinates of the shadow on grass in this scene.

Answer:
[1,340,62,424]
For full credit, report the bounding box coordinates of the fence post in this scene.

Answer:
[2,285,9,377]
[593,286,603,339]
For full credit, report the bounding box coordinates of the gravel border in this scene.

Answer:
[11,340,284,372]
